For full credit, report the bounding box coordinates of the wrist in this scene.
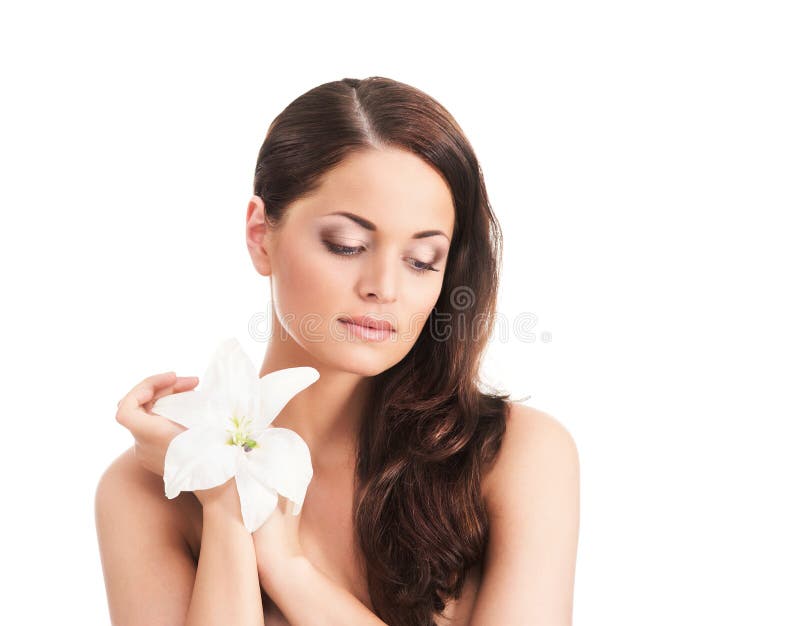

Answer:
[258,553,308,598]
[201,496,239,517]
[196,478,240,511]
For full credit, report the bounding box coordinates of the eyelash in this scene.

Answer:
[322,241,440,274]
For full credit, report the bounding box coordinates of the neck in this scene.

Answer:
[258,340,370,473]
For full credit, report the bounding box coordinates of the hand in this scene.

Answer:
[116,371,233,511]
[114,371,199,477]
[252,492,305,592]
[194,476,242,511]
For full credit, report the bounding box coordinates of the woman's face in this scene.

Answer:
[250,146,455,377]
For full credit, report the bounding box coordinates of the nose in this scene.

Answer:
[357,249,399,304]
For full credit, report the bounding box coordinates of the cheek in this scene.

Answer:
[398,279,445,341]
[271,245,349,325]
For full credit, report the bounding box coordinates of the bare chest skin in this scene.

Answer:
[180,466,482,625]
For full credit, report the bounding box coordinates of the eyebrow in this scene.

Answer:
[324,211,450,243]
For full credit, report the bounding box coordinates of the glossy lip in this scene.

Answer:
[337,315,396,332]
[337,319,395,342]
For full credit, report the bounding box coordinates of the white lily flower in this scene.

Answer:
[151,338,319,532]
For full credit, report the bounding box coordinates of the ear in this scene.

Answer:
[246,195,273,276]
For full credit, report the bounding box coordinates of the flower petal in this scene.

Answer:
[163,426,237,499]
[151,389,217,429]
[200,338,258,418]
[244,427,314,515]
[252,367,320,431]
[235,461,279,533]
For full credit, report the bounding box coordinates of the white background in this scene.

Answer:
[1,1,797,624]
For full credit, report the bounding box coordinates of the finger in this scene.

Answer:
[132,371,179,405]
[172,376,200,392]
[142,376,200,412]
[117,373,201,429]
[116,371,176,424]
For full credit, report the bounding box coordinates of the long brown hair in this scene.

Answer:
[253,76,512,625]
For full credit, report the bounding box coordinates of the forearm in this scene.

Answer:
[186,502,264,626]
[259,556,387,626]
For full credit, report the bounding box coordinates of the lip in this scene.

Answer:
[338,315,396,332]
[337,315,396,342]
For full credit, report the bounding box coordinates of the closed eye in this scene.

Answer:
[322,241,440,274]
[324,241,363,256]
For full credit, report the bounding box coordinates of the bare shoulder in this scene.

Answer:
[95,447,202,625]
[482,402,580,511]
[96,446,200,543]
[97,446,162,501]
[95,446,166,532]
[470,402,580,624]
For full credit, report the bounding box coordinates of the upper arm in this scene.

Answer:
[471,405,580,626]
[95,447,198,626]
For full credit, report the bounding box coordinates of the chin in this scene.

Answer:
[314,342,401,378]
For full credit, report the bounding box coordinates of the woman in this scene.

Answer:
[95,76,580,626]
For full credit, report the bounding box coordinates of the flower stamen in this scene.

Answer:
[225,414,259,452]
